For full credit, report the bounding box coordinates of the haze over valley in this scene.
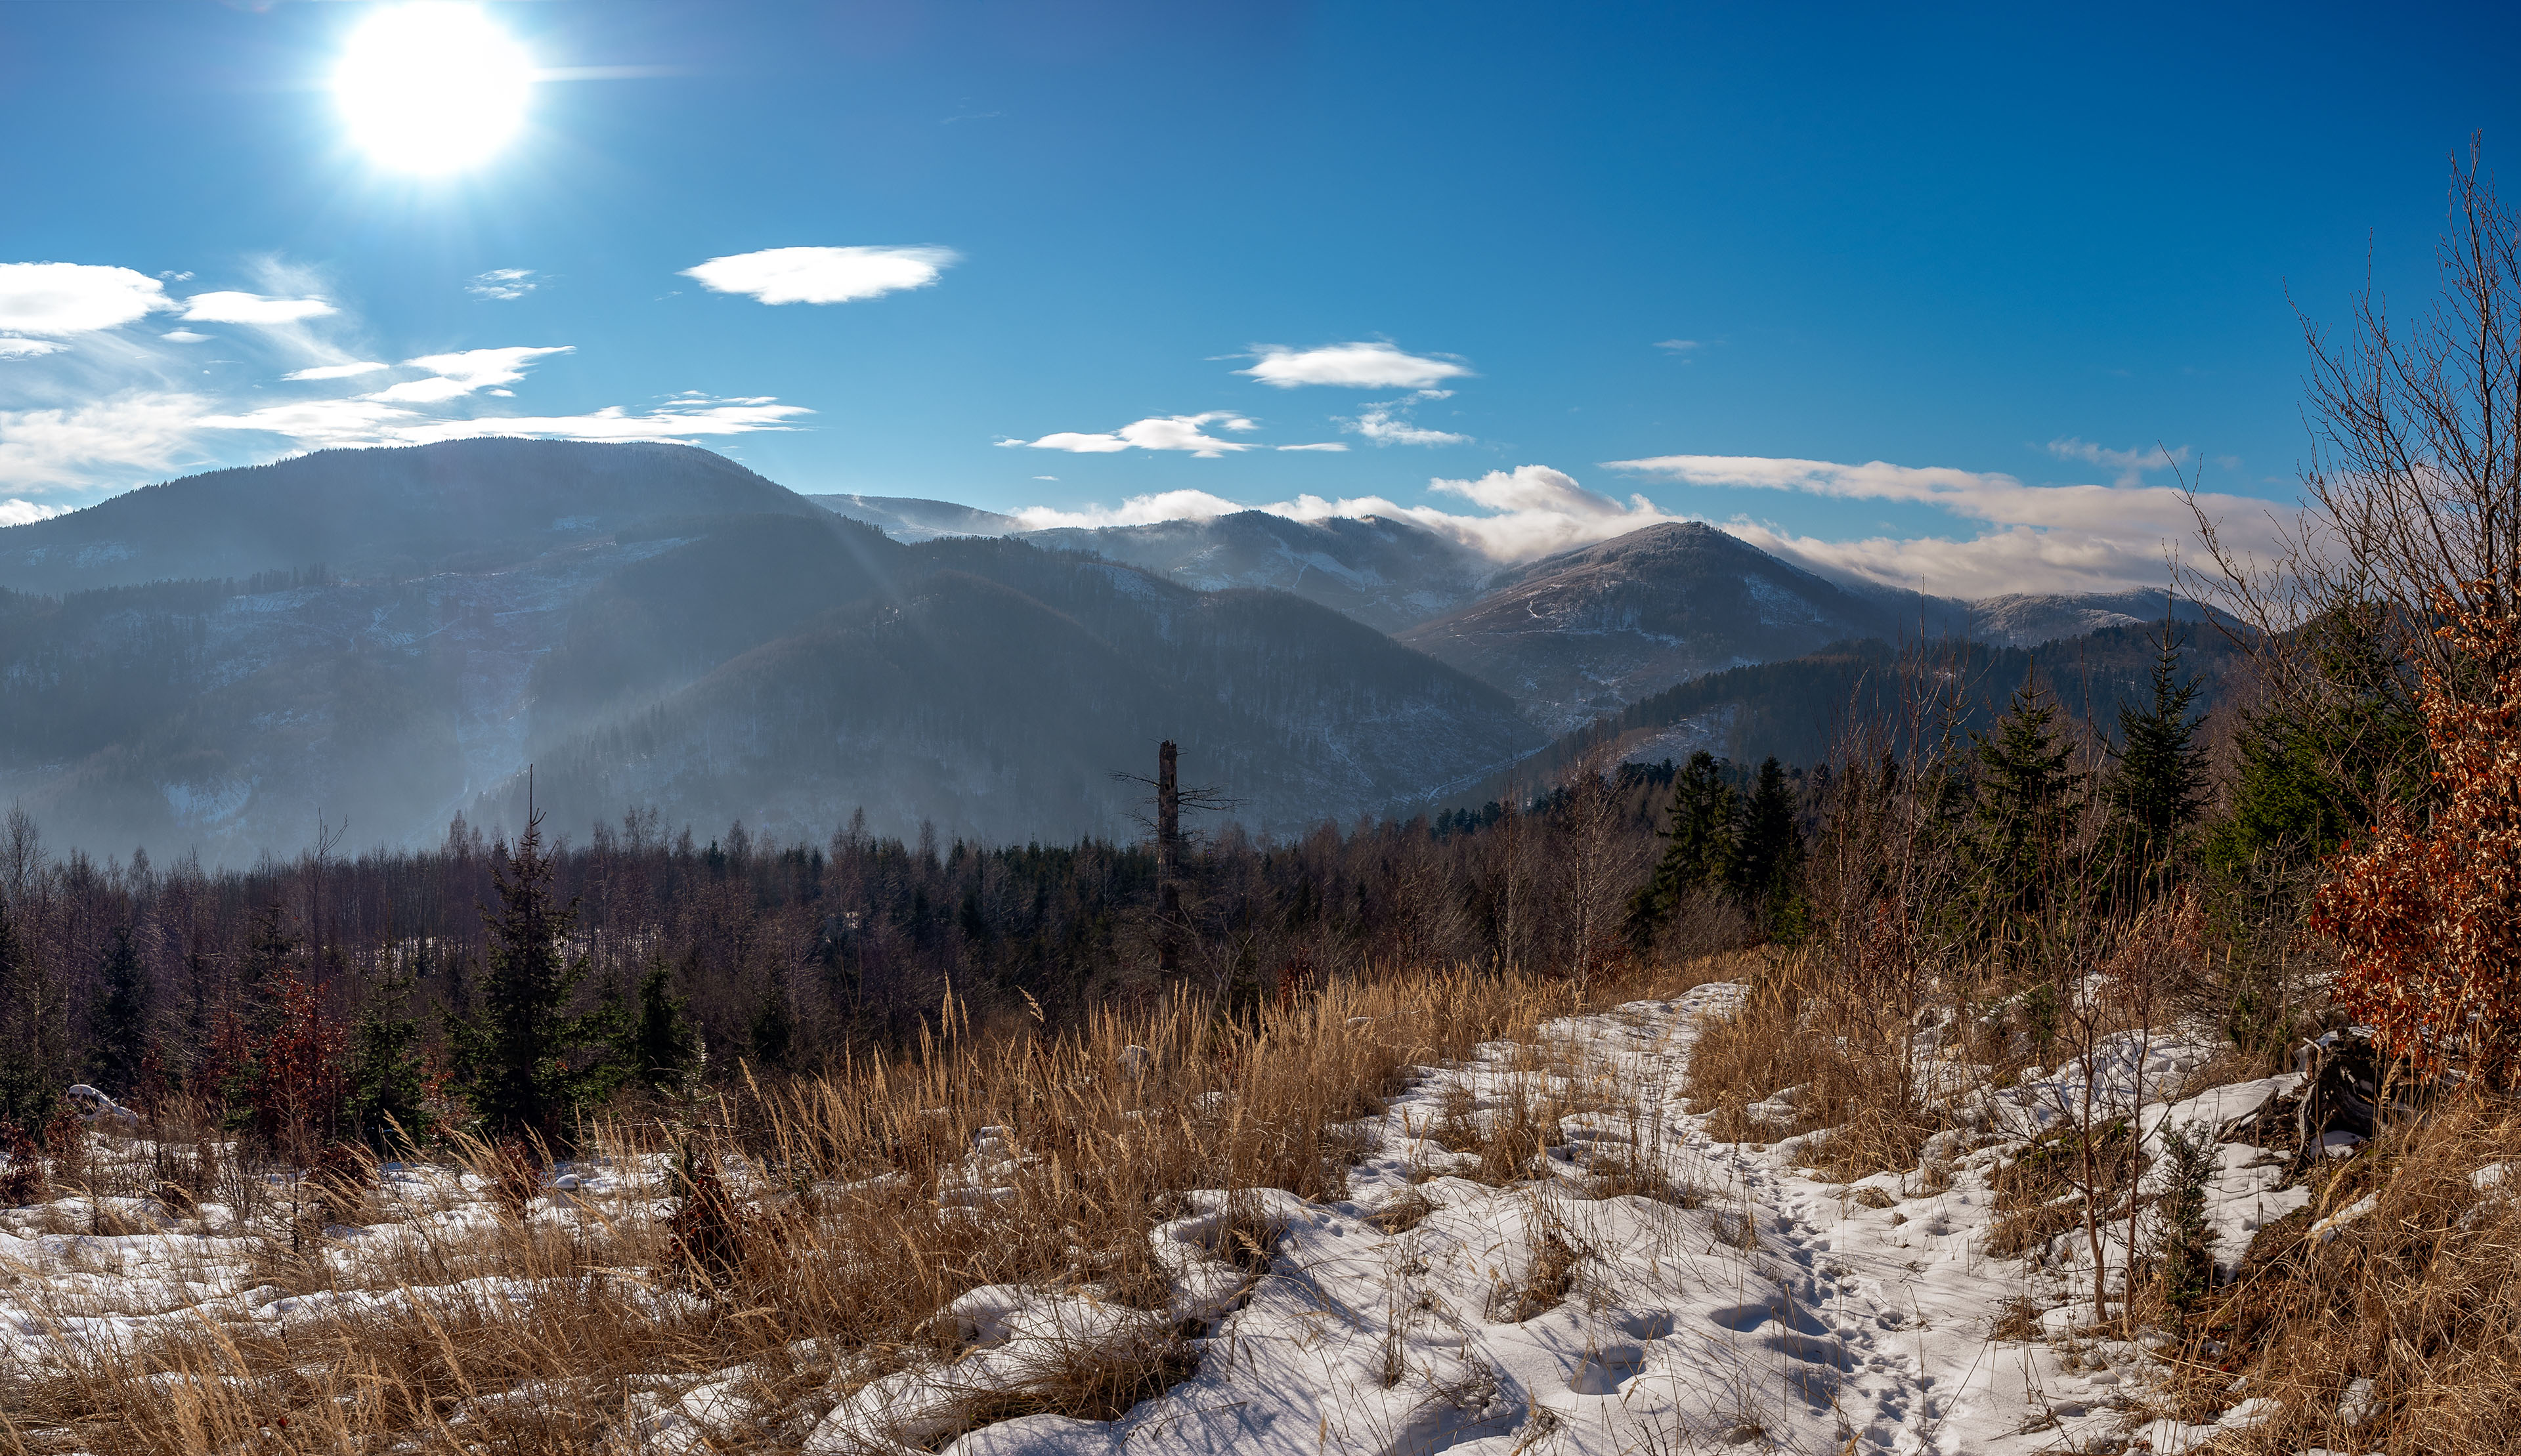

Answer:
[0,437,2221,863]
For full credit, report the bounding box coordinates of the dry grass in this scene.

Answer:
[0,958,1709,1455]
[1982,1124,2137,1262]
[1681,951,1956,1181]
[2147,1096,2521,1456]
[1484,1201,1587,1324]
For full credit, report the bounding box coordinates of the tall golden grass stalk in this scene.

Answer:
[0,956,1725,1455]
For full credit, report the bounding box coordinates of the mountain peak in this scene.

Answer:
[0,439,819,593]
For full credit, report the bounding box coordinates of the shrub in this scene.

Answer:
[2312,592,2521,1087]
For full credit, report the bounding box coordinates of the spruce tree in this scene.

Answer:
[85,927,150,1099]
[630,961,699,1095]
[1970,669,2085,941]
[1626,752,1736,947]
[346,965,433,1150]
[462,809,617,1143]
[1727,757,1805,922]
[749,974,794,1071]
[2103,626,2207,886]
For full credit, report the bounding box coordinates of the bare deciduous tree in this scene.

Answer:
[2186,138,2521,704]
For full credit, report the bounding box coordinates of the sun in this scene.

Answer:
[335,4,532,174]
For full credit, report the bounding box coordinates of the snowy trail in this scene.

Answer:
[812,981,2157,1456]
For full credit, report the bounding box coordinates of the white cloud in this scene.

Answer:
[160,330,211,343]
[468,268,540,301]
[0,498,67,526]
[181,291,338,325]
[0,392,217,490]
[362,346,572,402]
[0,337,67,359]
[201,394,809,450]
[682,246,959,305]
[1240,341,1471,390]
[1345,394,1470,447]
[1654,339,1702,353]
[285,360,392,381]
[1018,412,1261,458]
[0,263,171,335]
[194,398,419,448]
[1276,442,1349,452]
[2043,436,2191,488]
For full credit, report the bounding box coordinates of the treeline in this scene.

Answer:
[0,759,1696,1147]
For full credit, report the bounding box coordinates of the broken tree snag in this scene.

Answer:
[1158,740,1181,976]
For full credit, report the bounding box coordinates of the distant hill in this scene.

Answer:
[1454,622,2248,807]
[0,438,820,593]
[806,494,1022,541]
[1394,521,1929,735]
[1020,511,1489,634]
[1968,588,2220,647]
[0,442,1543,861]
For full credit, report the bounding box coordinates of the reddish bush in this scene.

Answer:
[201,968,351,1155]
[2312,592,2521,1086]
[0,1123,42,1206]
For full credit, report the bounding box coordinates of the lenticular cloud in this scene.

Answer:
[1239,341,1471,390]
[681,246,960,305]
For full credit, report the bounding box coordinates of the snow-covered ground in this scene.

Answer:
[0,985,2335,1454]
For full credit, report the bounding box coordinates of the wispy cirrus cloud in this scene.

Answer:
[1239,341,1471,390]
[1345,390,1469,447]
[181,291,337,326]
[468,268,540,301]
[361,346,572,403]
[683,246,959,305]
[2042,436,2191,488]
[283,361,392,382]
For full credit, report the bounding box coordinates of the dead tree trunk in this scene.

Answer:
[1157,741,1181,976]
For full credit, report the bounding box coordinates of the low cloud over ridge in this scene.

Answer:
[1010,452,2295,598]
[1004,412,1345,457]
[1603,452,2290,597]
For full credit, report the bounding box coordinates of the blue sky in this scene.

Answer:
[3,1,2516,597]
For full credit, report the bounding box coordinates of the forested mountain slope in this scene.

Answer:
[1019,511,1490,633]
[1396,521,1937,734]
[1461,622,2249,806]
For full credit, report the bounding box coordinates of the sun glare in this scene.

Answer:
[335,4,531,174]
